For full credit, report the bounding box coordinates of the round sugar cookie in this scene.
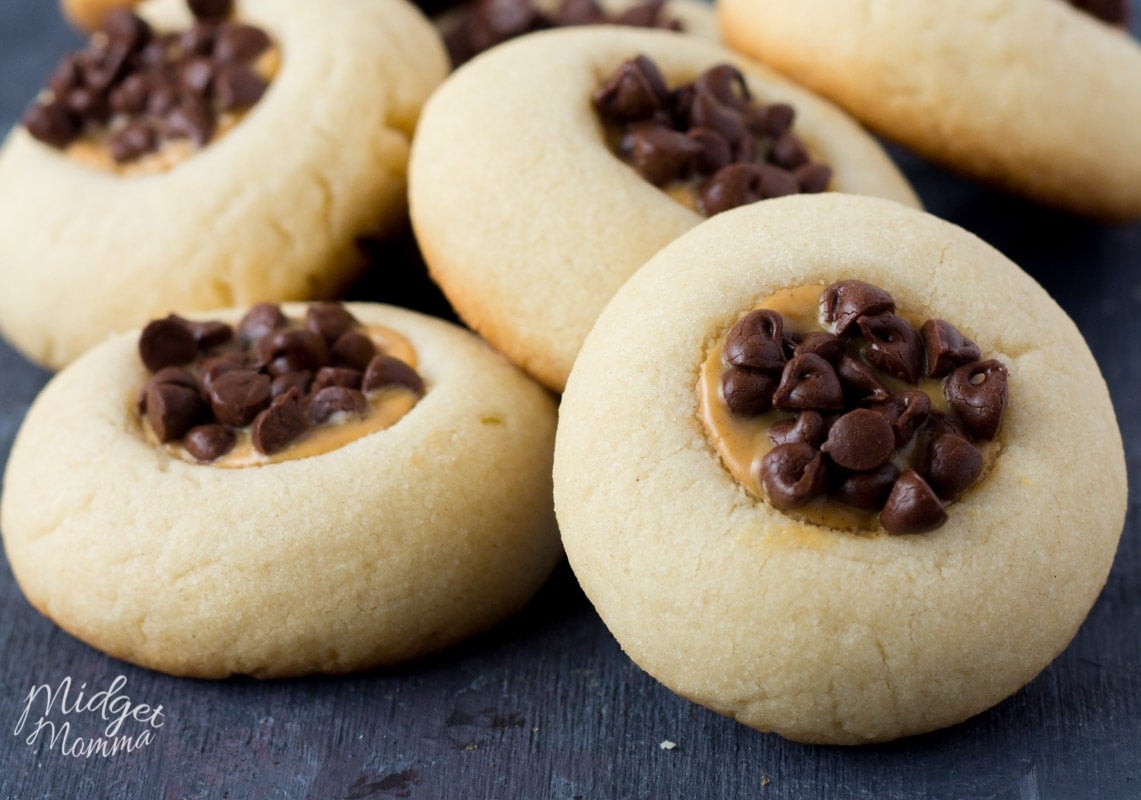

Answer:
[553,194,1127,744]
[1,302,561,679]
[0,0,448,370]
[409,27,919,393]
[718,0,1141,220]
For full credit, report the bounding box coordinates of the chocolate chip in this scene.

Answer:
[363,356,425,396]
[687,127,733,174]
[188,0,233,20]
[138,315,198,371]
[312,367,363,392]
[477,0,543,38]
[255,329,331,375]
[65,87,111,125]
[199,352,246,391]
[180,22,218,57]
[926,411,968,440]
[835,355,891,405]
[724,310,785,373]
[768,410,826,448]
[215,66,267,112]
[880,470,947,534]
[793,331,843,363]
[146,383,203,443]
[271,371,312,399]
[721,368,778,416]
[819,281,895,336]
[922,319,981,379]
[858,313,925,384]
[206,369,271,427]
[612,0,673,28]
[831,462,899,510]
[330,331,376,371]
[305,302,360,343]
[214,24,271,63]
[148,366,198,390]
[769,132,809,170]
[309,386,368,425]
[23,101,79,148]
[188,320,233,351]
[163,98,215,146]
[251,387,308,455]
[924,434,983,501]
[48,56,81,98]
[794,163,832,193]
[820,408,895,471]
[885,389,931,447]
[182,424,236,462]
[944,359,1008,440]
[689,91,747,143]
[624,124,703,185]
[180,57,214,96]
[593,55,669,122]
[78,40,130,92]
[758,442,827,510]
[551,0,605,25]
[102,10,151,53]
[699,163,763,216]
[109,73,151,115]
[146,84,179,117]
[109,120,157,163]
[237,302,287,342]
[746,102,794,138]
[693,64,750,110]
[773,353,844,411]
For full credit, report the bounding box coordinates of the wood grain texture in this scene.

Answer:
[0,1,1138,798]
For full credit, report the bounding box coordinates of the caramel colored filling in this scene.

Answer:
[698,285,999,531]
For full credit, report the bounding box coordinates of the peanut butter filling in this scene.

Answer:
[698,282,1007,534]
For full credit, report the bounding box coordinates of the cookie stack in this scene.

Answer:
[0,0,1130,747]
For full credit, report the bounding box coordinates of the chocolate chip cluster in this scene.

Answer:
[1068,0,1128,25]
[136,303,425,462]
[722,281,1008,535]
[446,0,679,67]
[23,0,270,163]
[593,56,832,216]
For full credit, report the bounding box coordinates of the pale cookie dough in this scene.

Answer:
[718,0,1141,220]
[2,303,561,679]
[553,194,1126,744]
[409,27,919,393]
[0,0,448,370]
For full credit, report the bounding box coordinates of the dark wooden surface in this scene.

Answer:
[1,3,1139,799]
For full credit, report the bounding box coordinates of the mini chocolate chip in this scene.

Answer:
[755,163,800,198]
[148,366,198,390]
[721,368,778,416]
[944,359,1008,440]
[625,124,703,185]
[924,433,983,501]
[237,302,287,341]
[794,163,832,193]
[330,330,376,371]
[305,303,360,343]
[831,462,900,510]
[926,411,968,440]
[693,64,750,110]
[48,56,81,97]
[109,73,150,114]
[477,0,542,38]
[758,442,827,510]
[109,120,157,163]
[164,98,215,146]
[689,91,747,144]
[768,410,826,448]
[180,57,214,96]
[188,0,233,20]
[271,371,312,399]
[146,383,203,443]
[819,281,895,336]
[773,353,844,411]
[214,24,271,64]
[183,423,236,461]
[922,319,981,379]
[820,408,895,471]
[746,102,794,138]
[78,41,130,92]
[612,0,673,26]
[251,387,309,455]
[858,313,925,384]
[793,332,843,363]
[687,127,733,174]
[699,163,764,216]
[724,310,785,373]
[888,389,931,448]
[207,369,271,427]
[363,355,425,396]
[255,329,331,375]
[552,0,605,25]
[102,10,151,52]
[138,316,198,371]
[312,366,363,392]
[215,67,267,112]
[593,55,669,122]
[23,102,79,148]
[65,86,111,125]
[769,132,809,170]
[188,320,233,351]
[199,352,246,391]
[146,84,179,116]
[880,470,947,534]
[309,386,368,425]
[836,355,891,405]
